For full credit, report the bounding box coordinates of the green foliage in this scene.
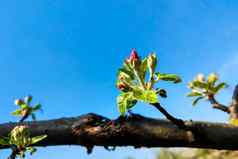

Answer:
[155,73,182,84]
[12,95,42,121]
[0,125,47,158]
[116,49,181,116]
[117,92,137,116]
[187,73,228,106]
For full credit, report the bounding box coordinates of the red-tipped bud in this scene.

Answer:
[117,83,127,90]
[129,49,139,61]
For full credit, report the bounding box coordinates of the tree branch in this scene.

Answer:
[1,113,238,151]
[208,95,230,113]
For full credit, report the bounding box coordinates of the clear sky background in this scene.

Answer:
[0,0,238,159]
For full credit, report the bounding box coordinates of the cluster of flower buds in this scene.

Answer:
[187,73,222,99]
[11,125,30,146]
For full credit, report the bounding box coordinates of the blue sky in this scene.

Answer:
[0,0,238,158]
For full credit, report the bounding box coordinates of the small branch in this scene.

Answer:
[7,146,18,159]
[151,103,186,129]
[208,95,230,113]
[19,114,29,122]
[232,84,238,105]
[7,152,16,159]
[229,84,238,119]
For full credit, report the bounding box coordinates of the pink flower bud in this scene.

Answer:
[129,49,139,61]
[117,83,127,90]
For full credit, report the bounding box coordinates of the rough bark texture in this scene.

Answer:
[1,113,238,151]
[230,84,238,119]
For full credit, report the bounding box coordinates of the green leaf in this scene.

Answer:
[32,104,42,112]
[122,62,135,79]
[139,57,147,80]
[24,96,33,104]
[117,92,137,116]
[213,82,228,93]
[134,89,158,104]
[31,114,36,121]
[118,68,134,81]
[20,104,29,109]
[11,109,22,116]
[31,135,47,145]
[192,81,208,89]
[156,73,182,83]
[187,91,203,97]
[192,96,204,106]
[0,136,10,145]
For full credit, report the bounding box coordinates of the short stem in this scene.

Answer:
[150,103,186,129]
[8,146,18,159]
[7,152,16,159]
[208,95,230,113]
[19,114,29,122]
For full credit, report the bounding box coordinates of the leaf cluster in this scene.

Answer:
[116,49,181,116]
[12,95,42,121]
[187,73,228,106]
[0,125,47,158]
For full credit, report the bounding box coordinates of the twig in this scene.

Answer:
[150,103,186,129]
[232,84,238,105]
[208,95,230,113]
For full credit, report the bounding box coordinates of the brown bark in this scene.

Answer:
[1,113,238,152]
[229,84,238,119]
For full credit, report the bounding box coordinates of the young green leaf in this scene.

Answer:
[118,68,134,81]
[214,82,228,93]
[32,104,42,112]
[11,109,23,116]
[192,96,204,106]
[187,91,203,97]
[139,57,148,80]
[134,89,158,104]
[24,95,33,105]
[117,92,137,116]
[31,114,36,121]
[156,73,182,83]
[0,136,10,146]
[31,135,47,145]
[192,81,208,89]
